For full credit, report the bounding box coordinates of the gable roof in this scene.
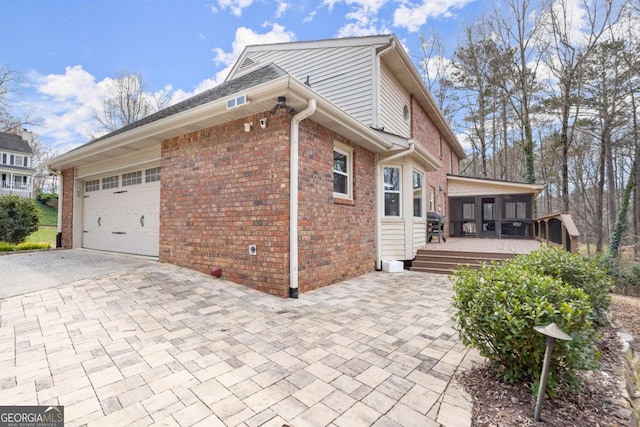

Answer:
[229,34,466,160]
[70,63,289,153]
[0,132,33,154]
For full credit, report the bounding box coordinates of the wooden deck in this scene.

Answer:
[412,238,542,274]
[418,237,541,255]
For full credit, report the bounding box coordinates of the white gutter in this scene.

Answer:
[46,167,63,248]
[375,141,415,269]
[289,98,317,298]
[374,38,396,128]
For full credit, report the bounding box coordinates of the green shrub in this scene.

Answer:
[15,242,51,250]
[511,247,612,326]
[452,259,600,393]
[0,242,14,252]
[35,191,58,205]
[0,195,40,244]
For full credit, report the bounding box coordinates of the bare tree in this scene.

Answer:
[94,71,169,132]
[417,30,459,124]
[0,66,35,132]
[486,0,547,184]
[539,0,620,212]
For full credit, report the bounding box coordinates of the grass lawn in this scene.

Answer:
[22,202,58,245]
[37,201,58,227]
[26,226,57,245]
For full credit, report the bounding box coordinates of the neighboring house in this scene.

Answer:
[0,129,35,198]
[47,34,469,297]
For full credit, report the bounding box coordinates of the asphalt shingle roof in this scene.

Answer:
[76,63,289,151]
[0,132,33,154]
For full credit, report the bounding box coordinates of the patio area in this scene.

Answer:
[421,237,542,255]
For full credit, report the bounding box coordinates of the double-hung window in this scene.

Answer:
[333,143,353,199]
[413,170,423,218]
[384,166,401,217]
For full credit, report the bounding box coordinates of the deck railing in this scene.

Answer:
[533,212,579,253]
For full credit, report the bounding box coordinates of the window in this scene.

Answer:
[1,154,5,164]
[122,171,142,186]
[333,144,352,198]
[505,202,528,219]
[102,175,119,190]
[23,156,28,167]
[9,154,14,165]
[145,167,161,183]
[85,179,100,192]
[384,166,401,217]
[14,156,23,167]
[463,203,475,219]
[429,187,435,212]
[412,170,423,218]
[226,94,248,109]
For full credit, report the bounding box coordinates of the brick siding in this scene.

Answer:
[61,168,74,248]
[159,109,377,297]
[297,120,376,293]
[411,97,459,236]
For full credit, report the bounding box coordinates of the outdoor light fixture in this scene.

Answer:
[259,118,267,129]
[533,322,572,422]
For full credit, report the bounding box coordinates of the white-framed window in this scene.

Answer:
[145,167,161,183]
[1,153,5,164]
[122,171,142,186]
[102,175,119,190]
[333,143,353,199]
[429,187,435,212]
[85,179,100,192]
[14,156,23,167]
[384,166,401,217]
[413,170,424,218]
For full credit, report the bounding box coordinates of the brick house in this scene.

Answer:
[47,35,466,297]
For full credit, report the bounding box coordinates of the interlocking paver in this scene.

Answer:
[2,259,480,426]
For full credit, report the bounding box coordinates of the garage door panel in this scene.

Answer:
[82,176,160,257]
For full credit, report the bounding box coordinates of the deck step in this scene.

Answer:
[410,247,516,275]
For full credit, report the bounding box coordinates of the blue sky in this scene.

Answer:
[1,0,486,152]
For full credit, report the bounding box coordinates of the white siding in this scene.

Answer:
[381,221,405,260]
[379,63,411,138]
[413,219,426,255]
[246,46,375,125]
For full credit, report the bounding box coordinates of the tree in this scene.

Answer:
[0,66,34,132]
[539,0,619,212]
[488,0,546,184]
[0,195,39,244]
[94,71,169,132]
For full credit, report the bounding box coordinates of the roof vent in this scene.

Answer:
[239,56,257,71]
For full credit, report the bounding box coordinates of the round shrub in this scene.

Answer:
[0,195,40,244]
[452,260,600,392]
[511,247,612,326]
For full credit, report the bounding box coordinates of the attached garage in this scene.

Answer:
[81,167,160,257]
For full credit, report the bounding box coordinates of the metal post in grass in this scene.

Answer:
[533,323,572,422]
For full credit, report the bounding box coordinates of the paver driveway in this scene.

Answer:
[0,255,483,426]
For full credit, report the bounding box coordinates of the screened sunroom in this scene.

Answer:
[447,175,544,239]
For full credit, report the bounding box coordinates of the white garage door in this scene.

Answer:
[82,168,160,257]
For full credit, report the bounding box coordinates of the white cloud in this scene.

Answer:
[322,0,391,37]
[211,0,255,17]
[394,0,473,32]
[172,24,296,104]
[275,1,289,18]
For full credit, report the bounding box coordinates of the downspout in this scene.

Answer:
[374,39,396,128]
[289,99,317,298]
[47,168,63,248]
[375,141,415,270]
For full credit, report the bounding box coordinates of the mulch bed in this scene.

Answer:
[457,296,639,426]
